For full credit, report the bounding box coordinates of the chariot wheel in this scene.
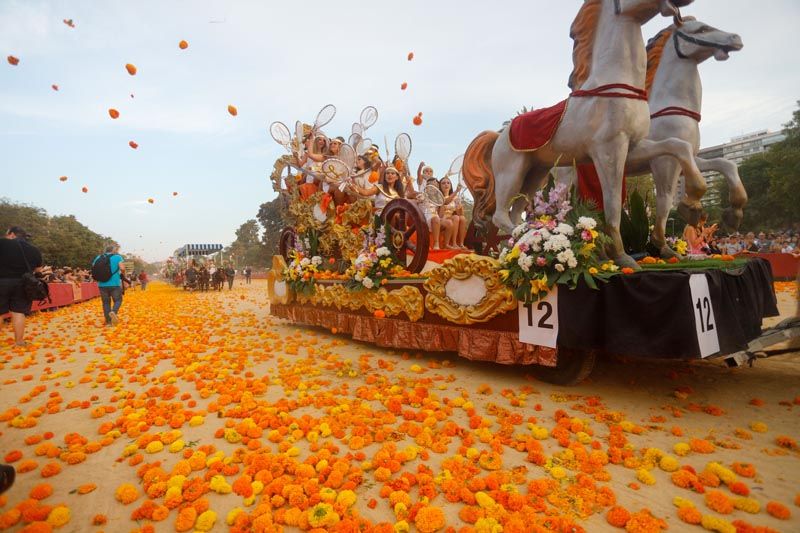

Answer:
[531,347,596,386]
[278,227,297,264]
[380,199,429,273]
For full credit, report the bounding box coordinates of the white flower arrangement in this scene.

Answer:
[498,181,619,302]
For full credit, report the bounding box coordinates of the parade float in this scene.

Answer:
[266,0,782,385]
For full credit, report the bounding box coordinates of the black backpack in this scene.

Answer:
[91,254,118,282]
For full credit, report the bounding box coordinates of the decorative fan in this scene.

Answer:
[269,121,292,152]
[423,184,446,207]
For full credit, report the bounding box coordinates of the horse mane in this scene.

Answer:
[646,17,695,93]
[568,0,603,90]
[645,27,675,94]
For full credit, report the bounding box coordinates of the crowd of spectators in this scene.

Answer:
[711,230,800,256]
[39,266,93,284]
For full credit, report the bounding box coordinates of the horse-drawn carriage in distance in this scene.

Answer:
[266,0,784,385]
[168,244,225,291]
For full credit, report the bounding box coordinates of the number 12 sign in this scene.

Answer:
[518,287,559,348]
[689,274,720,358]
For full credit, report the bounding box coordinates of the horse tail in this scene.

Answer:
[463,130,499,231]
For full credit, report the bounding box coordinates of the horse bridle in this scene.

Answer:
[673,29,735,59]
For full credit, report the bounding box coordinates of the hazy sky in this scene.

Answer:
[2,0,798,262]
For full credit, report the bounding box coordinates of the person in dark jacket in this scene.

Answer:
[224,263,235,290]
[0,226,43,346]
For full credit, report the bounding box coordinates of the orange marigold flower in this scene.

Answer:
[705,490,733,514]
[414,506,446,533]
[77,484,96,495]
[175,506,197,532]
[3,450,22,463]
[606,506,631,528]
[624,509,667,532]
[766,501,791,520]
[731,462,756,478]
[114,483,139,504]
[30,483,53,500]
[40,462,61,478]
[676,506,702,525]
[93,514,107,525]
[689,438,715,454]
[729,481,750,496]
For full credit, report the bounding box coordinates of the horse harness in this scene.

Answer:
[672,29,736,60]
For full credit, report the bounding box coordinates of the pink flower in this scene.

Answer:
[536,257,547,266]
[519,243,530,253]
[582,230,593,241]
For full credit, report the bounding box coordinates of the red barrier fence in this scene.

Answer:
[1,282,100,319]
[739,252,800,280]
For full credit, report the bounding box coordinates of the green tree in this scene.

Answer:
[229,219,269,268]
[256,198,283,258]
[717,101,800,231]
[0,198,116,267]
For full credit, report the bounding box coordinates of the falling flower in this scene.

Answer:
[51,84,59,91]
[7,55,19,66]
[172,191,178,196]
[81,186,88,193]
[63,19,75,28]
[129,141,138,149]
[407,52,414,61]
[108,108,120,119]
[147,198,154,204]
[401,82,408,90]
[227,104,238,116]
[179,40,189,49]
[413,113,423,126]
[125,63,137,75]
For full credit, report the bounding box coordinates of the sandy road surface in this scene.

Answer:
[0,280,797,532]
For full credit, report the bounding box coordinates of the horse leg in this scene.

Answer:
[491,130,531,233]
[589,137,637,269]
[649,154,682,259]
[512,167,550,224]
[627,137,706,225]
[696,157,748,231]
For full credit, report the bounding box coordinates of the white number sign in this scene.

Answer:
[518,286,559,348]
[689,274,720,358]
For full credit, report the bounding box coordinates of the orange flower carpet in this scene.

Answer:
[0,281,798,532]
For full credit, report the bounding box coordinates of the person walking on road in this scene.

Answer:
[92,245,125,326]
[0,226,43,346]
[138,271,149,291]
[224,263,235,290]
[244,266,252,284]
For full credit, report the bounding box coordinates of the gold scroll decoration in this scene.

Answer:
[296,284,424,322]
[266,255,291,305]
[423,254,516,325]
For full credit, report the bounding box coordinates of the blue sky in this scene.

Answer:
[2,0,798,262]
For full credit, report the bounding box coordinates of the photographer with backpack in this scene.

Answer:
[0,226,43,346]
[91,245,125,326]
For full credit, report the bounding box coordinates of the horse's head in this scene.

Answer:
[614,0,694,23]
[672,18,744,62]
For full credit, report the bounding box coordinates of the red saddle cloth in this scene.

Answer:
[509,100,568,151]
[576,163,627,211]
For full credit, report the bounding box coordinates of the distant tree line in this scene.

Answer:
[0,198,117,268]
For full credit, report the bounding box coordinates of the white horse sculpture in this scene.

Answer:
[554,18,745,258]
[463,0,699,268]
[644,19,745,256]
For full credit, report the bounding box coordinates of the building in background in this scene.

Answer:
[676,129,787,206]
